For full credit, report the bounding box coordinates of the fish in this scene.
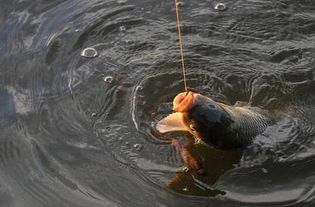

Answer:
[156,91,272,149]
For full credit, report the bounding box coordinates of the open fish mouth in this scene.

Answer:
[156,91,195,133]
[172,91,194,112]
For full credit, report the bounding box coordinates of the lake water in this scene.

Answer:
[1,0,315,206]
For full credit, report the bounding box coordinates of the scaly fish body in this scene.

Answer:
[157,92,272,149]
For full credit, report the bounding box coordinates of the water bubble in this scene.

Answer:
[75,29,80,32]
[120,26,126,32]
[81,47,98,58]
[176,2,185,7]
[214,3,227,11]
[133,143,143,151]
[136,85,143,91]
[91,113,97,117]
[104,76,114,83]
[106,127,111,132]
[261,168,268,173]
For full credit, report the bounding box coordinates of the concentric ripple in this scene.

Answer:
[1,0,315,206]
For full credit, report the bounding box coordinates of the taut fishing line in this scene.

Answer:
[174,0,188,92]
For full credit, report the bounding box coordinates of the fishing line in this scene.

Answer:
[174,0,188,92]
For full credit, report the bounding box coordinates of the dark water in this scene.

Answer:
[1,0,315,206]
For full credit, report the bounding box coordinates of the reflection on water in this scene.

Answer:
[1,0,315,206]
[166,135,242,197]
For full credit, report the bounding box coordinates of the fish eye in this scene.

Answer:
[208,104,216,110]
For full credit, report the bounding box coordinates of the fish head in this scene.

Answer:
[156,91,234,147]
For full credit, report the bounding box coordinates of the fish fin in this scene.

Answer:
[156,112,189,133]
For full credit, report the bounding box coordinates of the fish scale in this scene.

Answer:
[228,106,270,143]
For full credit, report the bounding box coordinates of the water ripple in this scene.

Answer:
[2,0,315,206]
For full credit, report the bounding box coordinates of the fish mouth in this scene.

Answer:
[156,91,195,133]
[173,91,195,112]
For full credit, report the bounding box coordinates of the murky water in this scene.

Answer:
[1,0,315,206]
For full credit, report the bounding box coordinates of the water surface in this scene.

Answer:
[1,0,315,206]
